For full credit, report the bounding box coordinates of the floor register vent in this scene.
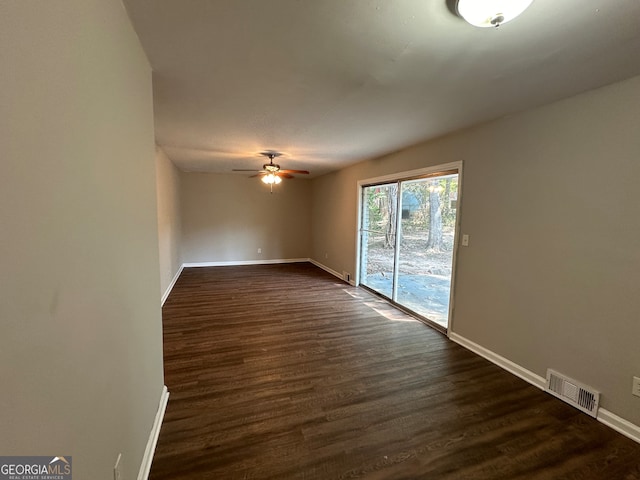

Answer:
[546,369,600,417]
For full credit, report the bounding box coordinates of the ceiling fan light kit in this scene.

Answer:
[232,151,310,193]
[261,173,282,185]
[456,0,534,28]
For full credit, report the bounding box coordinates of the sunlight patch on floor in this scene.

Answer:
[365,302,420,323]
[343,288,419,323]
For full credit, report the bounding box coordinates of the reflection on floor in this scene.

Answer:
[363,272,450,327]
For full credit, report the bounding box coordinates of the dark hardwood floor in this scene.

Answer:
[150,262,640,479]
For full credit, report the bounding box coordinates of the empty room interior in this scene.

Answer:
[2,1,640,479]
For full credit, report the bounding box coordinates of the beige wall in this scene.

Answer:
[156,146,183,297]
[0,1,164,479]
[311,75,640,426]
[181,173,312,263]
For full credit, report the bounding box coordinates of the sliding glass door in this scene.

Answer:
[359,170,459,329]
[360,183,397,299]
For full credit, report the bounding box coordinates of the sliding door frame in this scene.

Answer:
[355,161,464,335]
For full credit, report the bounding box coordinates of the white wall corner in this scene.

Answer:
[161,265,184,306]
[448,332,640,444]
[137,385,169,480]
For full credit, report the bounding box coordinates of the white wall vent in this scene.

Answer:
[545,369,599,417]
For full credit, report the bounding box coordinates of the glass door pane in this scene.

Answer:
[396,174,458,327]
[359,183,398,299]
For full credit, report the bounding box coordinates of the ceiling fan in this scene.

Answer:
[233,152,309,192]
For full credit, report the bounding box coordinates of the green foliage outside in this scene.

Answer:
[363,177,458,239]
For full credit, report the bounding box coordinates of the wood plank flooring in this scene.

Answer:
[150,262,640,479]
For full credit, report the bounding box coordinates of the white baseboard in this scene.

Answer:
[183,258,309,268]
[309,258,356,285]
[181,258,354,287]
[137,385,169,480]
[163,260,312,304]
[597,407,640,444]
[449,333,546,389]
[448,332,640,444]
[308,258,342,280]
[161,265,184,306]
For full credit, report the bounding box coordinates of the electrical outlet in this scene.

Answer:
[461,234,469,246]
[325,253,328,259]
[632,376,640,397]
[114,453,123,480]
[257,248,262,254]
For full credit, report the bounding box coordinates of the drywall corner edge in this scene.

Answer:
[137,385,169,480]
[161,265,184,306]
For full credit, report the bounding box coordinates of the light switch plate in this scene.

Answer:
[632,377,640,397]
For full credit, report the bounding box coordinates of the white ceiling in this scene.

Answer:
[123,0,640,177]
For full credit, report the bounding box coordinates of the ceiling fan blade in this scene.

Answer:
[233,150,309,178]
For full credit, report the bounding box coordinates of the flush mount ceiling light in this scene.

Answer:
[456,0,534,28]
